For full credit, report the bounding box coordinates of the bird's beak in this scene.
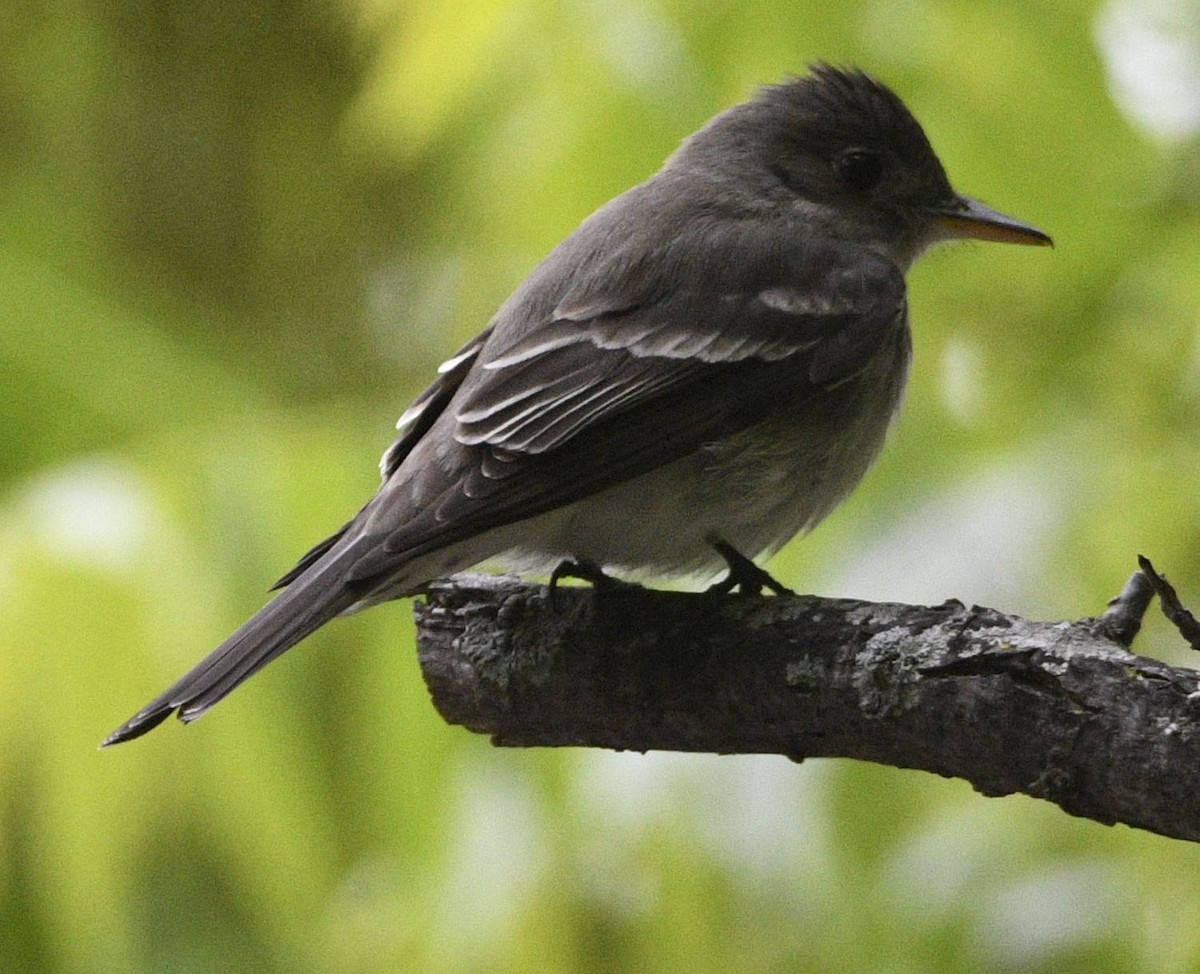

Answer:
[930,195,1052,247]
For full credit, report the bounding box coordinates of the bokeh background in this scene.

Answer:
[4,0,1200,970]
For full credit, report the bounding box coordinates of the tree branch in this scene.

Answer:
[413,572,1200,843]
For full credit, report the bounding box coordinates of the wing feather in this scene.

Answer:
[454,244,899,457]
[380,326,492,479]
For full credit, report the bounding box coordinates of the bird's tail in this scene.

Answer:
[101,548,368,747]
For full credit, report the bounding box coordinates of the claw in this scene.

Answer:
[707,540,793,596]
[548,558,642,608]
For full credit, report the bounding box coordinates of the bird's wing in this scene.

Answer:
[347,237,906,581]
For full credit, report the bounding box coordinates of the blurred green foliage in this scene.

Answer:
[4,0,1200,971]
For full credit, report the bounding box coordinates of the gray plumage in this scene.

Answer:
[103,65,1049,746]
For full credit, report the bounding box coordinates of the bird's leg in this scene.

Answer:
[549,558,641,608]
[707,539,794,596]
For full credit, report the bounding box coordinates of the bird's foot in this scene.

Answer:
[707,540,793,596]
[549,558,642,608]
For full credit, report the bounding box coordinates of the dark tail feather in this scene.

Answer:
[101,556,364,747]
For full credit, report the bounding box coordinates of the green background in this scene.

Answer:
[5,0,1200,970]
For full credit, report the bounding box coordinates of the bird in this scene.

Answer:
[103,65,1051,746]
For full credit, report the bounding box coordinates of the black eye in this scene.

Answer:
[834,149,884,192]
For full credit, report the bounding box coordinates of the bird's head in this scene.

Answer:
[668,65,1051,267]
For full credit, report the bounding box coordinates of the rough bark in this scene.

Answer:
[413,572,1200,843]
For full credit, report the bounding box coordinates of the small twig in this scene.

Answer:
[1096,568,1156,647]
[1139,554,1200,652]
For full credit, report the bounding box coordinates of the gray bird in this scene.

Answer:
[104,65,1050,746]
